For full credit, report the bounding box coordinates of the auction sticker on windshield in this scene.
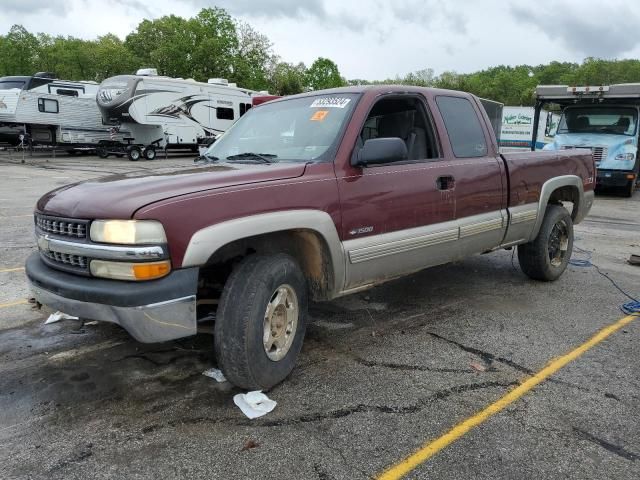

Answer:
[310,110,329,121]
[310,98,351,108]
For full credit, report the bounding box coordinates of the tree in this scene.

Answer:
[269,61,307,95]
[305,57,344,91]
[0,25,38,75]
[230,21,272,91]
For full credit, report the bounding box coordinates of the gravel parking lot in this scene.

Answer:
[1,153,639,480]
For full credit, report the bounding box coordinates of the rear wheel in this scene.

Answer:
[143,146,157,160]
[518,205,574,281]
[214,254,308,390]
[127,146,141,161]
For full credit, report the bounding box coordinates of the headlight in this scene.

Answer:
[90,259,171,281]
[615,153,635,161]
[90,220,167,244]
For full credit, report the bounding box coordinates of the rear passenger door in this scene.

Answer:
[337,94,460,289]
[432,95,506,256]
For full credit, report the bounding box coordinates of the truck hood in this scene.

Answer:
[37,162,308,219]
[545,133,637,170]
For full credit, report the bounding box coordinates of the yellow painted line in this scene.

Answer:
[0,267,24,273]
[377,314,638,480]
[0,299,29,309]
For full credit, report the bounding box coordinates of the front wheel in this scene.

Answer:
[127,146,141,161]
[518,205,574,281]
[623,179,635,197]
[214,254,308,390]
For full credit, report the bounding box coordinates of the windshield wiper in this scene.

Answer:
[226,152,278,163]
[194,153,219,164]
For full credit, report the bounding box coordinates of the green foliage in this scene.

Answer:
[306,57,345,90]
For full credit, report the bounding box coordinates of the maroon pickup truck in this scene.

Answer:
[27,86,595,389]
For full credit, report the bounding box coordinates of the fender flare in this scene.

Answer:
[530,175,592,240]
[181,209,346,297]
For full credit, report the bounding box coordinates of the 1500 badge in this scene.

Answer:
[349,226,374,236]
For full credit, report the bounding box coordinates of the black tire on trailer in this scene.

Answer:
[214,254,308,390]
[518,204,574,282]
[96,146,109,159]
[144,145,157,160]
[127,146,141,161]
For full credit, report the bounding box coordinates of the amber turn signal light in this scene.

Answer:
[132,261,172,280]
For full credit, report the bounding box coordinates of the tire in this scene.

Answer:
[144,146,156,160]
[127,146,141,161]
[214,254,308,390]
[96,146,109,159]
[623,180,635,198]
[518,204,574,282]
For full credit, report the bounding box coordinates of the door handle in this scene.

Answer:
[436,175,455,190]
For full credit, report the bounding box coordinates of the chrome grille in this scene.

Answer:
[41,249,88,269]
[35,214,87,238]
[591,146,607,163]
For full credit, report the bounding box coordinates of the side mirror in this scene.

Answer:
[352,137,408,167]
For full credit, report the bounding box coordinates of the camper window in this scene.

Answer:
[240,103,252,116]
[0,80,25,90]
[38,98,59,114]
[217,107,234,120]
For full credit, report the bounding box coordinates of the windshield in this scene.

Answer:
[558,106,638,136]
[0,81,25,90]
[206,93,359,162]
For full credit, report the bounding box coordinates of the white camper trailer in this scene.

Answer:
[96,69,257,160]
[0,72,128,152]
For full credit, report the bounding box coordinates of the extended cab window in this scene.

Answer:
[436,96,488,158]
[360,96,438,160]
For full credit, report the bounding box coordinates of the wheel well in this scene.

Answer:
[197,229,334,305]
[548,185,580,221]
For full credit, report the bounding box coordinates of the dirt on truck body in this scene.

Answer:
[26,85,595,389]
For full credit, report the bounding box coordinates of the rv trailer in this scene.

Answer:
[0,72,129,152]
[96,69,258,160]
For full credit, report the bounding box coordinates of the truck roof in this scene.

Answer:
[262,85,479,105]
[536,83,640,105]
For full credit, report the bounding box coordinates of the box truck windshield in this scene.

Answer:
[558,106,637,136]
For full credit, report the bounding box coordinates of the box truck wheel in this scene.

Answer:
[96,146,109,159]
[518,205,574,281]
[144,146,157,160]
[214,254,308,390]
[127,146,141,161]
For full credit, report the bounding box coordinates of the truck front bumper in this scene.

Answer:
[596,169,635,188]
[26,252,199,343]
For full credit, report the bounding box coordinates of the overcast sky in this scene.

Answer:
[1,0,639,79]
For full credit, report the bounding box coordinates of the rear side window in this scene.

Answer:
[436,96,487,157]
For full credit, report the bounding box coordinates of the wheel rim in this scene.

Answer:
[131,150,140,160]
[548,219,569,267]
[263,284,298,361]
